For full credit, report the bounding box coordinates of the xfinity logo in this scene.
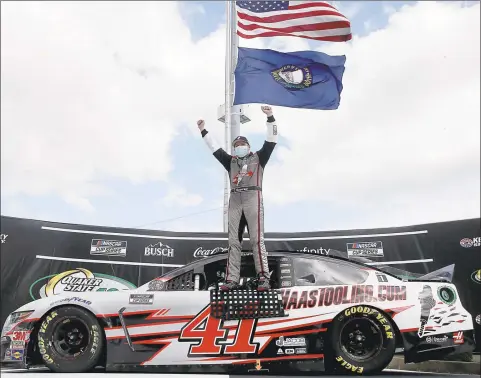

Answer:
[0,234,7,244]
[297,247,330,255]
[145,242,174,257]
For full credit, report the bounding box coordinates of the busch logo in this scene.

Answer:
[145,242,174,257]
[297,247,330,255]
[193,247,228,258]
[0,234,8,244]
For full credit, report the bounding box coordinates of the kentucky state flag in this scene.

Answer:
[233,47,346,110]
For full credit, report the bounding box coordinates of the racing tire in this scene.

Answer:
[326,305,396,375]
[36,306,104,373]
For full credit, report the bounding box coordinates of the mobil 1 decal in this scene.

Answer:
[281,284,406,310]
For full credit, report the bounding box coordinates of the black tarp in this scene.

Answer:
[1,215,480,351]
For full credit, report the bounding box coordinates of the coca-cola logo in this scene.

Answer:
[193,247,228,258]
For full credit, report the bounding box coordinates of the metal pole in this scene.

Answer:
[223,1,233,233]
[230,0,241,142]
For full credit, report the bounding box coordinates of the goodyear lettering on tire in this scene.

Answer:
[344,306,393,339]
[38,311,58,364]
[39,311,58,335]
[336,356,364,374]
[90,325,100,356]
[38,335,53,364]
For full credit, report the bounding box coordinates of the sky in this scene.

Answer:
[1,1,480,233]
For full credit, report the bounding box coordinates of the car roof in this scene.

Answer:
[157,250,397,281]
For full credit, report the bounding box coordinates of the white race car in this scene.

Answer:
[1,251,475,374]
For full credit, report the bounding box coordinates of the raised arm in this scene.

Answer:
[256,106,278,168]
[197,119,232,172]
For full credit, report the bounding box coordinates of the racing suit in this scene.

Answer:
[201,115,278,283]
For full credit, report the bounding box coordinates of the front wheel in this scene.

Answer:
[326,305,396,375]
[37,306,104,373]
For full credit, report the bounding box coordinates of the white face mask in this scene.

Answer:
[234,145,250,158]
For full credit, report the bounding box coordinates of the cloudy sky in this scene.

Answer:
[1,1,479,233]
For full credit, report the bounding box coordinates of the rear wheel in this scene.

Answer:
[326,305,396,375]
[37,306,104,373]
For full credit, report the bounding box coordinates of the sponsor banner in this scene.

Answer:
[29,268,136,299]
[347,241,384,257]
[1,215,480,352]
[145,242,174,257]
[90,239,127,257]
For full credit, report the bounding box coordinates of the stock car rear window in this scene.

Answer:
[293,258,369,286]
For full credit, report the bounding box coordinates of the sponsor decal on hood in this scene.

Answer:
[29,268,136,300]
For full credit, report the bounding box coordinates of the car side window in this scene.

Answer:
[293,257,369,286]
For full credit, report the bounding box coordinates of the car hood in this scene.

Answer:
[13,289,134,313]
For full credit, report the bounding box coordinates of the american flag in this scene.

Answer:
[236,1,351,42]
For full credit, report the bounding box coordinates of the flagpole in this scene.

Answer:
[230,1,241,142]
[223,0,233,233]
[223,1,242,233]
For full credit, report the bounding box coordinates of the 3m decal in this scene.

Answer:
[12,331,30,342]
[280,285,406,310]
[179,306,259,356]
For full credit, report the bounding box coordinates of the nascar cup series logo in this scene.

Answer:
[347,241,384,257]
[90,239,127,257]
[29,268,136,300]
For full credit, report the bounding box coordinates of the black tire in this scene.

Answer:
[326,305,396,375]
[37,306,104,373]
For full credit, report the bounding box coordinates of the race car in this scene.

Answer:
[1,250,475,374]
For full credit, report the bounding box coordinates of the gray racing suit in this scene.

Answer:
[200,115,278,283]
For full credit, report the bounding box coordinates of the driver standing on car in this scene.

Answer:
[197,106,278,291]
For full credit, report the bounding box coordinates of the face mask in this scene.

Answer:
[234,145,250,158]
